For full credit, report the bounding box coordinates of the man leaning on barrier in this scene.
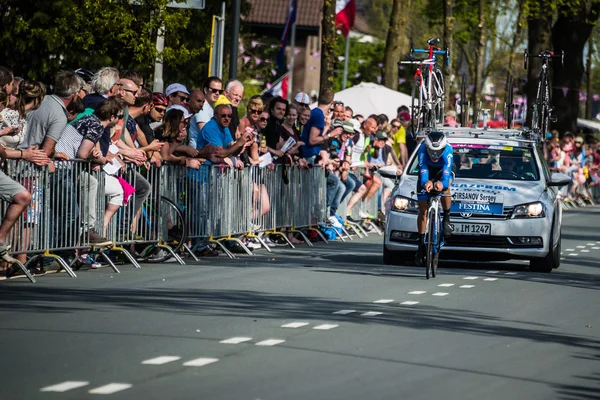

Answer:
[0,143,50,262]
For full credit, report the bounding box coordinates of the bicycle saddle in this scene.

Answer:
[427,38,440,45]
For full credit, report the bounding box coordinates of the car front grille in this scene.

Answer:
[450,205,515,220]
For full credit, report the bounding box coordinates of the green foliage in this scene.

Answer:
[331,36,386,92]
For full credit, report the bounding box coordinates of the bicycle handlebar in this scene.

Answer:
[524,49,564,70]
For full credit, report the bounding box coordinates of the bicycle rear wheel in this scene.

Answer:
[460,74,467,127]
[431,210,440,278]
[411,77,423,134]
[141,196,187,263]
[425,207,436,279]
[506,75,514,129]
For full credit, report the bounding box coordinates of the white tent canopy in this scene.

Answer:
[577,118,600,133]
[312,82,412,121]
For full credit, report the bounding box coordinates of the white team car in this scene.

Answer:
[381,127,571,272]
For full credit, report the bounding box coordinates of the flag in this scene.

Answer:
[336,0,356,37]
[277,0,298,71]
[263,73,290,99]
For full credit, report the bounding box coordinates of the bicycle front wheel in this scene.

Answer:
[431,209,440,278]
[425,207,436,279]
[142,196,187,263]
[411,77,423,134]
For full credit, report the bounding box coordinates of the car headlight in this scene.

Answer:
[392,196,419,213]
[512,202,545,218]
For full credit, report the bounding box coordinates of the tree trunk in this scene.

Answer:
[472,0,485,125]
[525,0,552,128]
[505,0,525,96]
[319,0,337,94]
[551,3,600,134]
[382,0,409,90]
[585,36,593,120]
[443,0,453,112]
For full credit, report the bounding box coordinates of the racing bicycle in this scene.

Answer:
[399,38,450,134]
[415,189,452,279]
[524,49,564,142]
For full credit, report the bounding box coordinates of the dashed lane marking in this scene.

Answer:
[581,250,590,253]
[486,271,500,274]
[483,278,498,281]
[566,248,575,251]
[577,246,586,249]
[400,301,420,305]
[281,322,310,328]
[88,383,132,395]
[568,253,579,256]
[504,272,518,275]
[41,381,89,393]
[220,337,253,344]
[408,291,426,294]
[463,277,479,280]
[333,310,356,315]
[183,358,220,367]
[373,299,394,303]
[459,285,475,288]
[593,247,600,250]
[141,356,181,365]
[587,243,595,245]
[313,324,339,330]
[432,292,449,296]
[361,311,383,316]
[255,339,285,346]
[437,283,455,287]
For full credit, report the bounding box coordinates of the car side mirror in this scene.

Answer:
[547,172,571,187]
[378,165,401,180]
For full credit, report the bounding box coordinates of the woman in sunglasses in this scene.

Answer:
[160,108,203,168]
[238,96,263,137]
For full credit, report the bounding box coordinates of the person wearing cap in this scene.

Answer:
[318,119,355,228]
[293,92,311,110]
[165,83,190,108]
[301,88,341,163]
[197,95,253,167]
[397,107,417,156]
[190,76,223,149]
[124,88,164,164]
[136,92,167,143]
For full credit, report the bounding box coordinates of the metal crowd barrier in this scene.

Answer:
[1,160,332,282]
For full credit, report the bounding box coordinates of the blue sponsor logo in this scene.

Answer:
[452,183,516,192]
[451,202,503,214]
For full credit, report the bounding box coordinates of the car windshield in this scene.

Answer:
[408,143,540,181]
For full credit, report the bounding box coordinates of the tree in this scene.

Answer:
[332,36,386,91]
[551,1,600,133]
[320,0,337,94]
[382,0,409,90]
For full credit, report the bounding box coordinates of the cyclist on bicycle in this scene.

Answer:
[415,131,454,266]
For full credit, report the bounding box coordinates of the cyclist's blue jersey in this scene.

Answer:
[418,144,454,189]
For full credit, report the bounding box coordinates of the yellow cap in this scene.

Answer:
[214,94,232,108]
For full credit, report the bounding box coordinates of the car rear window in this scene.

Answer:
[407,143,540,181]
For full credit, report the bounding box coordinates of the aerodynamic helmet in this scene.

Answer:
[424,131,447,160]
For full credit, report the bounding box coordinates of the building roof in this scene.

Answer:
[245,0,372,35]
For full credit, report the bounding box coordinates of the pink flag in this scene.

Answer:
[255,58,262,66]
[243,55,251,64]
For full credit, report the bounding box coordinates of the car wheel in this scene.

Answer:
[529,227,558,273]
[383,245,415,266]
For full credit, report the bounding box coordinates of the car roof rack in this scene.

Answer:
[418,126,539,143]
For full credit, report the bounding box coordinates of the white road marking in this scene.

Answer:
[593,247,600,250]
[463,276,479,280]
[361,311,383,316]
[88,383,132,395]
[373,299,394,303]
[400,301,420,305]
[281,322,310,328]
[569,253,579,256]
[483,278,498,281]
[41,381,89,392]
[459,285,475,288]
[587,243,595,245]
[437,283,455,287]
[432,292,449,296]
[142,356,181,365]
[486,271,500,274]
[333,310,356,315]
[577,245,586,248]
[581,250,590,253]
[566,248,575,251]
[183,357,220,367]
[220,337,253,344]
[408,291,426,294]
[255,339,285,346]
[505,272,518,275]
[313,324,338,330]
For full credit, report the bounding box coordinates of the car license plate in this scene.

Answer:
[453,223,491,235]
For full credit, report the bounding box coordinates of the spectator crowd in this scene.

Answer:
[0,66,416,273]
